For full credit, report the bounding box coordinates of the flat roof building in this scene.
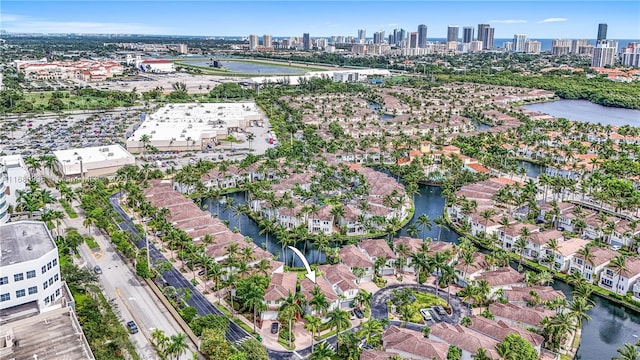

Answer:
[53,144,136,178]
[0,221,61,311]
[1,155,29,209]
[126,102,264,152]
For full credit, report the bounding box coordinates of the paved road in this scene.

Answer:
[63,215,195,359]
[109,192,251,344]
[370,283,469,326]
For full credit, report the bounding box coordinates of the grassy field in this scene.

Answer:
[176,58,326,77]
[407,291,448,323]
[23,92,133,111]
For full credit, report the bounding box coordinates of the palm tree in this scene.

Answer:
[613,343,640,360]
[440,264,460,305]
[358,318,384,348]
[576,245,595,277]
[310,287,330,316]
[166,333,189,360]
[569,296,593,329]
[304,314,322,351]
[309,342,335,360]
[610,255,629,295]
[243,285,266,333]
[278,291,304,348]
[416,213,432,240]
[472,347,492,360]
[326,308,351,348]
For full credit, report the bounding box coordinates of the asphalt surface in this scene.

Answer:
[370,283,469,326]
[109,192,251,344]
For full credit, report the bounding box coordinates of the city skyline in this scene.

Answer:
[2,1,639,39]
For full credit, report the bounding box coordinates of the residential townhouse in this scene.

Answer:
[475,267,525,291]
[467,316,545,355]
[497,222,539,251]
[525,229,564,259]
[569,246,617,283]
[299,277,341,316]
[261,272,298,320]
[378,326,449,360]
[609,219,640,247]
[599,257,640,295]
[489,303,555,330]
[393,236,425,273]
[504,286,566,306]
[339,245,375,283]
[429,323,501,360]
[545,238,590,272]
[319,264,360,308]
[358,239,397,276]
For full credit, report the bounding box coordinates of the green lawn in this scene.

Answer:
[407,291,448,323]
[85,236,100,250]
[59,199,78,218]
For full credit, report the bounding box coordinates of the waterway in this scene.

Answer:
[518,159,545,178]
[522,100,640,127]
[180,60,306,74]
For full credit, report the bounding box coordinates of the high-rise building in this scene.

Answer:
[513,34,527,52]
[447,25,459,42]
[248,34,259,51]
[263,34,272,48]
[358,29,366,43]
[303,33,311,50]
[552,39,571,55]
[374,30,385,44]
[462,26,474,43]
[621,42,640,68]
[469,41,483,52]
[388,34,395,45]
[571,39,591,54]
[393,29,406,46]
[592,42,616,67]
[408,32,419,49]
[418,24,428,47]
[503,42,513,52]
[524,40,541,54]
[477,24,494,49]
[597,23,608,41]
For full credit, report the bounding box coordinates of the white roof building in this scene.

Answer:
[53,144,135,178]
[1,155,29,209]
[0,221,61,311]
[126,102,264,152]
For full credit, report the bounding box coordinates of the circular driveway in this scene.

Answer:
[370,283,469,327]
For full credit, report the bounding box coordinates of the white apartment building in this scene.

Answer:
[1,155,29,208]
[0,221,61,311]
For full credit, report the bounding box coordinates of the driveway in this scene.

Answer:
[370,283,470,326]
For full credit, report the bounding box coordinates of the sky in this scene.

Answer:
[2,1,639,39]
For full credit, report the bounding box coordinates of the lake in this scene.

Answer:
[522,100,640,127]
[180,60,306,74]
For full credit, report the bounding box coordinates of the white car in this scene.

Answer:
[420,308,433,322]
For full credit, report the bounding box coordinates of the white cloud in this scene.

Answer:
[0,14,169,34]
[539,18,568,23]
[490,19,528,24]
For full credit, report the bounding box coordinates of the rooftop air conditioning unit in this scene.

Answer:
[108,152,114,156]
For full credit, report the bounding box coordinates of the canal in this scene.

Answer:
[205,179,640,358]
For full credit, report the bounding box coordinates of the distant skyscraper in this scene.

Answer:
[388,34,394,45]
[393,29,406,46]
[477,24,494,49]
[462,26,474,43]
[571,39,590,54]
[513,34,527,52]
[374,30,385,44]
[524,40,541,54]
[303,33,311,50]
[621,42,640,68]
[409,32,419,49]
[447,25,459,42]
[263,34,272,48]
[418,24,428,47]
[477,24,490,41]
[248,34,259,50]
[592,42,616,67]
[358,29,366,42]
[597,23,608,41]
[552,39,571,55]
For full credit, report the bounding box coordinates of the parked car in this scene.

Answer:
[198,269,206,276]
[435,305,447,316]
[349,310,356,320]
[218,154,224,160]
[271,322,279,334]
[126,321,138,334]
[93,265,102,274]
[354,308,364,319]
[420,308,433,322]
